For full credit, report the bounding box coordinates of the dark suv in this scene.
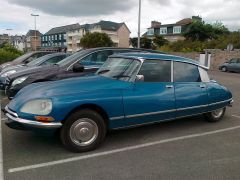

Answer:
[5,47,164,99]
[219,58,240,72]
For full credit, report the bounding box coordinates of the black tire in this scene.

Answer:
[221,66,227,72]
[204,107,226,122]
[60,109,107,152]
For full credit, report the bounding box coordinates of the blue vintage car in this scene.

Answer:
[4,53,233,152]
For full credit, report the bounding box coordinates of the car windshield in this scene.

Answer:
[57,49,91,67]
[96,57,141,82]
[26,54,52,67]
[12,52,33,63]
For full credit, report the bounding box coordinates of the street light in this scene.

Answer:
[137,0,142,48]
[31,13,39,51]
[6,28,13,45]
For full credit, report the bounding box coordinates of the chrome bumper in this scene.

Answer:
[5,106,62,129]
[228,99,234,107]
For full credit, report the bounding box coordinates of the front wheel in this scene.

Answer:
[60,109,107,152]
[204,107,226,122]
[221,66,227,72]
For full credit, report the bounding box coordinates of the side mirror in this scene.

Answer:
[73,63,84,72]
[135,75,144,82]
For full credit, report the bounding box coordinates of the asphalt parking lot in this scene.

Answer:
[1,71,240,180]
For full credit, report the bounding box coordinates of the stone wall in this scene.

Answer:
[170,50,240,70]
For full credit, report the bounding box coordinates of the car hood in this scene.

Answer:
[9,75,131,110]
[8,65,60,80]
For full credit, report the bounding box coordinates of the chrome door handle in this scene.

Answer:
[166,85,173,89]
[199,84,206,88]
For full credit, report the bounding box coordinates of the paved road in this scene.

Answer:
[1,71,240,180]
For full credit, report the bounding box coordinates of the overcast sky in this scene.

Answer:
[0,0,239,37]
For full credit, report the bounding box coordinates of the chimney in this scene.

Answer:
[151,21,161,28]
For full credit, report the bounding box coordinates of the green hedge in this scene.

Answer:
[0,44,23,64]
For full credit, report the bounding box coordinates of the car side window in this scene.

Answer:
[42,55,66,65]
[138,60,171,82]
[80,50,113,66]
[229,59,237,63]
[174,62,201,82]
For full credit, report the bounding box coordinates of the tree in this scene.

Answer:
[153,35,168,48]
[80,32,114,48]
[130,37,153,49]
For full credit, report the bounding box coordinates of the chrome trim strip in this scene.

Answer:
[5,113,62,129]
[177,104,208,111]
[110,116,125,121]
[125,109,176,119]
[110,99,232,121]
[209,99,232,106]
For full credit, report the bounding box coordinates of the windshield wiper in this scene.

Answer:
[112,75,131,79]
[97,69,110,75]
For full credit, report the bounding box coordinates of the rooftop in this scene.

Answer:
[26,30,42,37]
[45,23,81,35]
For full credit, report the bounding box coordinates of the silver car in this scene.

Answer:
[219,58,240,72]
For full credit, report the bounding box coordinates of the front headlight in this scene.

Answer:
[12,76,28,87]
[20,99,52,115]
[1,70,17,77]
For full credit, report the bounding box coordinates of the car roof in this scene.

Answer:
[110,52,206,69]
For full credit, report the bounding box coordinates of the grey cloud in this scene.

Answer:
[148,0,172,6]
[7,0,136,17]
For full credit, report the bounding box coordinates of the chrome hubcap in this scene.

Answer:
[212,108,224,119]
[70,118,98,146]
[222,67,226,71]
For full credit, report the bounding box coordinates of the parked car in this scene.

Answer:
[4,53,233,152]
[0,53,70,90]
[219,58,240,72]
[4,48,163,99]
[0,51,52,72]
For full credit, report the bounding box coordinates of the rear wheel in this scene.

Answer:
[60,109,107,152]
[221,66,227,72]
[204,107,226,122]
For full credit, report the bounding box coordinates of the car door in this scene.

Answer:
[122,59,175,127]
[227,59,238,72]
[236,59,240,72]
[174,61,209,117]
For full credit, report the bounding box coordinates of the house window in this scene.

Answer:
[160,27,167,35]
[48,36,50,40]
[59,35,62,40]
[173,26,181,34]
[147,28,154,36]
[63,34,67,40]
[55,35,58,40]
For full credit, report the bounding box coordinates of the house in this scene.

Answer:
[0,34,11,45]
[26,30,42,51]
[144,16,202,42]
[12,35,26,51]
[66,20,131,52]
[41,23,81,51]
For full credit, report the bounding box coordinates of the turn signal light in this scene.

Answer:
[35,116,54,122]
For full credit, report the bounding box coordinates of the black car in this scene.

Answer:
[0,53,70,90]
[5,47,164,99]
[0,51,52,72]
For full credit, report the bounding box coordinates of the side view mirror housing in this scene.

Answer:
[135,75,144,82]
[73,63,84,72]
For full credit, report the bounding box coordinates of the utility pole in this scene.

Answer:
[137,0,142,48]
[31,14,39,51]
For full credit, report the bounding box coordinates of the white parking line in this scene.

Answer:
[0,103,4,179]
[8,125,240,173]
[232,115,240,119]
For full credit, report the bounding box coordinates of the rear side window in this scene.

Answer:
[174,62,201,82]
[138,60,171,82]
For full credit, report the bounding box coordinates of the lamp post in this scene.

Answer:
[137,0,142,48]
[6,28,12,44]
[31,14,39,51]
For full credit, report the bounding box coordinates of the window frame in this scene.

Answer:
[160,27,167,35]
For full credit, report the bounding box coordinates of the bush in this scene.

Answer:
[0,43,23,64]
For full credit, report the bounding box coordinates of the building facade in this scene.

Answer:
[66,21,131,53]
[26,30,42,51]
[145,16,202,42]
[41,24,81,52]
